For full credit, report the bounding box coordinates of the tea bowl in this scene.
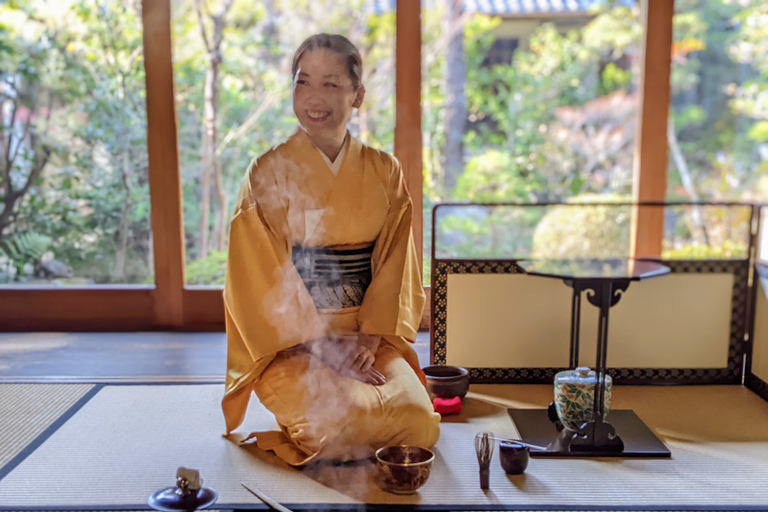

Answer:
[374,445,434,495]
[422,365,469,399]
[499,441,529,475]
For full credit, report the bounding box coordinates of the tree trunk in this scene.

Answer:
[0,94,49,237]
[194,0,231,260]
[442,0,467,196]
[199,61,217,259]
[114,146,132,281]
[667,115,709,245]
[214,159,227,252]
[147,227,154,280]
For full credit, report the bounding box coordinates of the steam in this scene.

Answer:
[255,145,373,463]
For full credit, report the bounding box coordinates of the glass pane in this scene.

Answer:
[172,0,395,286]
[433,203,751,261]
[434,202,634,260]
[661,204,751,260]
[668,1,767,203]
[760,206,768,263]
[1,0,153,286]
[422,0,644,282]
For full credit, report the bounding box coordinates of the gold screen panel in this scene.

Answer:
[579,273,733,368]
[446,274,571,368]
[752,277,768,382]
[444,273,733,370]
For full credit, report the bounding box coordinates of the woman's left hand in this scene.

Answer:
[320,334,386,385]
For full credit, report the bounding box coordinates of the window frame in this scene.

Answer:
[0,0,671,331]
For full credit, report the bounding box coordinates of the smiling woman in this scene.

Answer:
[220,31,438,466]
[292,35,366,162]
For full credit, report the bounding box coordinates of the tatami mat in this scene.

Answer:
[0,383,99,478]
[0,384,767,510]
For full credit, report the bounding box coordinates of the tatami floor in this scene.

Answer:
[3,332,768,511]
[0,331,432,382]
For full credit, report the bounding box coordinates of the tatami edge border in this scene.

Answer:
[2,506,768,512]
[0,377,225,385]
[0,384,105,482]
[4,505,767,511]
[1,501,768,511]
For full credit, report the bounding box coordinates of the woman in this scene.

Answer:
[222,33,440,466]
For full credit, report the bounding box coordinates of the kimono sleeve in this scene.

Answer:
[357,157,426,343]
[221,166,324,433]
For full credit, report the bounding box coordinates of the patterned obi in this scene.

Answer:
[292,245,373,310]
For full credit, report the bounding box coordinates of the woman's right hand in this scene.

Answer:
[307,336,386,385]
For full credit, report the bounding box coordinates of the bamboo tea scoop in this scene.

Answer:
[242,483,294,512]
[488,436,549,451]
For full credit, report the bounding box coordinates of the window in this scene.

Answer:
[1,0,152,287]
[667,0,767,204]
[4,0,752,330]
[421,0,643,282]
[170,0,396,286]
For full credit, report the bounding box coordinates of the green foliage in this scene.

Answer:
[2,0,765,289]
[531,194,632,259]
[599,63,632,96]
[673,106,707,131]
[462,5,649,203]
[662,240,747,260]
[186,251,227,286]
[748,121,768,143]
[0,232,52,264]
[434,205,546,259]
[2,0,152,284]
[453,149,538,202]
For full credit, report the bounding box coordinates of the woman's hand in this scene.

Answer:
[307,334,386,385]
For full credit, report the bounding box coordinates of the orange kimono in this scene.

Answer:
[222,129,440,465]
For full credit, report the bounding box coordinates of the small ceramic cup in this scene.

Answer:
[498,440,529,475]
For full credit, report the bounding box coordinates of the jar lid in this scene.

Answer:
[555,366,597,385]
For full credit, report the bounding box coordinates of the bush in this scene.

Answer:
[186,251,227,285]
[662,240,747,260]
[532,194,631,259]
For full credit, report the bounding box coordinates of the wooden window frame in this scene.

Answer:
[0,0,670,331]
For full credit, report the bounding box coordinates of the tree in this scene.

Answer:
[461,6,643,203]
[1,0,152,284]
[193,0,233,258]
[442,0,467,196]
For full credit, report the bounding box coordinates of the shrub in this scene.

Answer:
[186,251,227,285]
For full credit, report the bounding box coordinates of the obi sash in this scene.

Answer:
[292,245,373,310]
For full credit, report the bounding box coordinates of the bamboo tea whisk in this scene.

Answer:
[475,431,495,490]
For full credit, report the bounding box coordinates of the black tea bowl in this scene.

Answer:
[499,440,529,475]
[422,365,469,399]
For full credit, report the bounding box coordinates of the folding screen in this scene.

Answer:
[430,202,764,393]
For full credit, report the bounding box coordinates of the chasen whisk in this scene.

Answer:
[474,431,495,490]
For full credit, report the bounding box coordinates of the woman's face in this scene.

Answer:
[293,48,364,142]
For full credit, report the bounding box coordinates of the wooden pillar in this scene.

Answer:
[142,0,186,327]
[631,0,674,258]
[395,0,424,263]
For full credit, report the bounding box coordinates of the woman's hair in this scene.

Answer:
[292,33,363,89]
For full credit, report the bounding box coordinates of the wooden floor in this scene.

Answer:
[0,331,432,382]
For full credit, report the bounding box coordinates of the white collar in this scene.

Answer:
[305,129,349,176]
